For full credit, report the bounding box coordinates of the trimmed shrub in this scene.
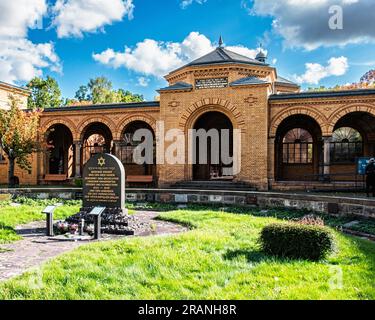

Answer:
[260,223,335,261]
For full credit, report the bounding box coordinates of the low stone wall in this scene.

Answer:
[125,189,375,219]
[0,187,81,200]
[1,187,375,219]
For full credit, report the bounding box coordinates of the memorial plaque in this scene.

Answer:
[82,153,125,209]
[195,77,228,89]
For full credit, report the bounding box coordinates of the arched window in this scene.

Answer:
[331,127,363,163]
[86,134,106,155]
[121,121,155,165]
[282,128,313,164]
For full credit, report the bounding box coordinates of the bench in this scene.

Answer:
[44,174,68,182]
[126,175,154,184]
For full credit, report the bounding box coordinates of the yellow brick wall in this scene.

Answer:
[1,63,375,191]
[0,154,38,185]
[0,84,28,110]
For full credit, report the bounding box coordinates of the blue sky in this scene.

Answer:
[1,0,375,101]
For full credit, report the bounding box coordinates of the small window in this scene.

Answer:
[331,127,363,163]
[282,128,313,164]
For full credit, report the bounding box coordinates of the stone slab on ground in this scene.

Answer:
[343,220,360,228]
[0,211,187,282]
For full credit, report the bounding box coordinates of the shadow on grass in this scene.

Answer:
[223,249,269,264]
[223,248,300,265]
[223,248,317,265]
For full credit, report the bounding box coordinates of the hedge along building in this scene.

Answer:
[1,41,375,191]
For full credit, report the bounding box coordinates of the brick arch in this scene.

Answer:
[117,114,157,138]
[327,103,375,134]
[270,107,328,137]
[41,118,77,139]
[179,98,246,131]
[77,116,117,141]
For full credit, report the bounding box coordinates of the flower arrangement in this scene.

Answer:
[54,221,80,235]
[55,221,69,234]
[69,224,79,234]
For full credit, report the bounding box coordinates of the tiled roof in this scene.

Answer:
[159,82,193,91]
[269,89,375,100]
[275,76,299,87]
[0,81,30,92]
[230,77,270,87]
[43,101,160,112]
[172,47,268,73]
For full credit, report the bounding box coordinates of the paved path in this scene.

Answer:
[0,211,187,282]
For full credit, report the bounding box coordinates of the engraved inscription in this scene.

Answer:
[195,78,228,89]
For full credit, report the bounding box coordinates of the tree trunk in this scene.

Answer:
[8,157,15,188]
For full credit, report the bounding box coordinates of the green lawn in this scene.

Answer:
[0,209,374,300]
[0,202,80,243]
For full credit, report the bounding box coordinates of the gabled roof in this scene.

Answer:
[275,76,299,87]
[0,81,30,93]
[159,82,193,92]
[174,47,268,72]
[230,77,270,87]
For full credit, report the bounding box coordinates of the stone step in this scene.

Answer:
[172,181,257,191]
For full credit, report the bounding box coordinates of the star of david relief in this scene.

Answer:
[98,157,106,167]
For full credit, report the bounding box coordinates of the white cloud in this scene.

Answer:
[0,0,61,84]
[226,45,265,59]
[0,39,61,83]
[93,32,262,77]
[52,0,134,38]
[137,77,150,87]
[246,0,375,50]
[294,56,349,84]
[0,0,47,38]
[180,0,207,9]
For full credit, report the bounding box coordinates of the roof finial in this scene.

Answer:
[218,35,224,48]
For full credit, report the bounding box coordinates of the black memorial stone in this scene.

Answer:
[61,154,150,236]
[82,153,125,211]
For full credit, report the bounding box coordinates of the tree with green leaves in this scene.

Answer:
[27,76,63,109]
[74,76,144,104]
[88,76,113,104]
[0,96,41,187]
[75,85,89,102]
[116,89,143,103]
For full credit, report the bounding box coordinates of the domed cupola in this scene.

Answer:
[255,45,267,63]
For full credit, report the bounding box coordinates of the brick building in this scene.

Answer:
[0,82,30,182]
[1,44,375,190]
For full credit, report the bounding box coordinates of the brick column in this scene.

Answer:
[113,140,122,160]
[268,137,276,189]
[74,141,82,178]
[323,137,332,177]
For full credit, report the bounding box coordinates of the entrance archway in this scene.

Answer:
[330,111,375,180]
[275,115,322,181]
[45,124,74,178]
[121,121,156,178]
[192,111,233,181]
[81,122,113,166]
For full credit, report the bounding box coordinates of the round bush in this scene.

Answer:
[260,223,335,261]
